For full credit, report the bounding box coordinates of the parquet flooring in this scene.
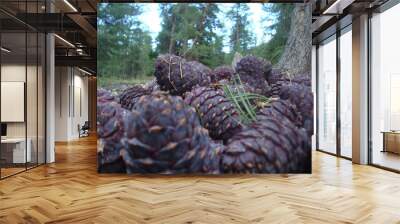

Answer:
[1,135,400,223]
[1,167,26,178]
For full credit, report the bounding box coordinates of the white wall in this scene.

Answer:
[55,67,89,141]
[55,66,70,141]
[1,63,46,164]
[71,72,89,138]
[1,65,26,139]
[1,65,42,137]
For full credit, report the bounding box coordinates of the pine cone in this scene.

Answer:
[121,91,222,174]
[222,117,310,173]
[210,65,235,83]
[143,78,160,92]
[291,73,311,86]
[277,83,314,136]
[257,99,302,128]
[184,86,242,142]
[119,85,151,110]
[235,55,272,95]
[97,102,132,173]
[154,54,210,95]
[97,88,117,104]
[266,69,288,85]
[187,61,212,86]
[267,70,311,89]
[266,80,286,97]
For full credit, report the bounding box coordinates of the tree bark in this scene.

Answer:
[169,15,176,54]
[277,3,312,76]
[235,8,240,51]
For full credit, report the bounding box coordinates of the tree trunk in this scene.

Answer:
[277,3,312,76]
[192,4,210,47]
[184,4,210,58]
[169,15,176,54]
[235,9,240,51]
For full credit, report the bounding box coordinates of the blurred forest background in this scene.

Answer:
[98,3,304,87]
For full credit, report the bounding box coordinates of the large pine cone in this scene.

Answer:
[291,73,311,86]
[97,88,117,104]
[267,71,311,92]
[154,54,210,95]
[97,102,132,173]
[235,55,272,95]
[210,65,235,83]
[119,85,151,110]
[266,80,286,97]
[222,117,311,173]
[257,99,302,128]
[277,83,314,136]
[143,78,160,92]
[187,61,212,86]
[121,92,223,174]
[184,86,242,142]
[266,69,289,85]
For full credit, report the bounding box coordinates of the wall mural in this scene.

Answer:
[97,2,313,174]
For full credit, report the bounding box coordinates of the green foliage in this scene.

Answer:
[156,3,224,68]
[98,76,153,88]
[227,3,255,54]
[251,4,294,64]
[156,4,198,55]
[98,3,294,86]
[98,3,155,80]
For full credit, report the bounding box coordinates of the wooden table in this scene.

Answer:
[381,131,400,154]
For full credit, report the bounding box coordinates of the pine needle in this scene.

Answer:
[222,74,270,124]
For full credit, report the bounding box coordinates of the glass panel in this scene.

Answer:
[0,0,46,178]
[1,31,27,177]
[318,36,337,154]
[27,31,38,169]
[312,45,317,151]
[38,32,45,165]
[371,4,400,171]
[26,0,39,169]
[340,29,352,158]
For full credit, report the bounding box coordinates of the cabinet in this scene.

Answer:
[382,132,400,154]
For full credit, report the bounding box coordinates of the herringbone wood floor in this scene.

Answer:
[1,135,400,224]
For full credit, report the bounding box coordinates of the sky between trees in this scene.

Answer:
[136,3,270,51]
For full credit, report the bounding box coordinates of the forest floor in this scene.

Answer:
[98,76,153,94]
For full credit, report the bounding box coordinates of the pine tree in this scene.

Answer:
[227,3,254,54]
[186,3,224,67]
[98,3,154,80]
[251,4,294,64]
[156,3,224,68]
[156,4,199,56]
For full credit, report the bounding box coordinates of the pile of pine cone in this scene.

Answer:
[98,54,313,174]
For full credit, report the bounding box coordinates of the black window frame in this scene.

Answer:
[367,0,400,173]
[314,18,353,161]
[0,0,48,180]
